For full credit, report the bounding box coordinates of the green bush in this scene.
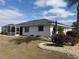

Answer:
[77,33,79,38]
[51,31,79,46]
[58,26,64,32]
[66,31,79,45]
[66,31,78,37]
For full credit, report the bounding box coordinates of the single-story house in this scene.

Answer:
[2,24,15,35]
[1,19,72,37]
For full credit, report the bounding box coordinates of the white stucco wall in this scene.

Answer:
[22,26,50,37]
[50,26,53,36]
[63,28,72,34]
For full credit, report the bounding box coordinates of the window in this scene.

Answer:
[11,27,15,32]
[17,28,19,31]
[38,26,44,31]
[25,26,29,32]
[7,26,10,32]
[16,28,19,34]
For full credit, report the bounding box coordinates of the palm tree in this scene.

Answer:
[68,0,79,32]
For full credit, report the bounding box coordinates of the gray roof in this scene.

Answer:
[17,19,54,26]
[2,24,15,27]
[2,19,69,27]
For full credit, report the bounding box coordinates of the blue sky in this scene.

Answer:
[0,0,77,29]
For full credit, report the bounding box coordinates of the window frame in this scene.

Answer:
[11,27,15,32]
[38,26,44,31]
[25,26,29,32]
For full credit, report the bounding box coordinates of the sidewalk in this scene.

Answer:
[38,42,79,59]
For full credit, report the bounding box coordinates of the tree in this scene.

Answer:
[53,21,57,34]
[58,26,64,32]
[72,22,77,31]
[68,0,79,33]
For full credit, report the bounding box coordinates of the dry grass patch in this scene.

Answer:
[9,36,44,44]
[0,35,76,59]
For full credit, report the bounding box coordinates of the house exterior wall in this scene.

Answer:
[63,28,72,34]
[22,25,50,37]
[1,19,72,36]
[15,26,20,35]
[2,24,16,35]
[2,26,10,35]
[50,26,53,36]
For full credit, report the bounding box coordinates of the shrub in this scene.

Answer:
[66,31,78,37]
[66,31,78,45]
[51,32,65,47]
[1,32,8,35]
[77,33,79,38]
[51,31,78,46]
[65,35,75,46]
[58,26,64,32]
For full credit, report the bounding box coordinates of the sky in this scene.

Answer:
[0,0,77,31]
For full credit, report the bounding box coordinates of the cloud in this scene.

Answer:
[42,15,76,25]
[46,0,67,8]
[34,0,75,19]
[0,19,25,26]
[58,19,76,25]
[0,0,7,5]
[0,8,23,19]
[34,0,76,25]
[42,8,76,25]
[36,14,75,25]
[0,8,26,27]
[34,0,67,8]
[41,15,56,20]
[43,8,75,18]
[0,19,25,32]
[59,19,76,23]
[0,0,22,5]
[34,0,46,7]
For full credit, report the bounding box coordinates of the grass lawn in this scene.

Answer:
[0,35,75,59]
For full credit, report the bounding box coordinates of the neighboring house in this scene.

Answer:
[1,19,72,37]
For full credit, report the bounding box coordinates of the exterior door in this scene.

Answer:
[20,27,23,35]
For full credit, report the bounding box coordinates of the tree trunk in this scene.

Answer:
[77,3,79,33]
